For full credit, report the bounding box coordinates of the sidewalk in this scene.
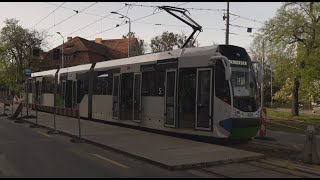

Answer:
[3,104,264,170]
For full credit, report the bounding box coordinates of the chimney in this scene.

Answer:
[95,38,102,44]
[67,37,72,41]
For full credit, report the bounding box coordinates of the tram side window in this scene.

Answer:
[93,71,113,95]
[142,71,165,96]
[27,81,33,93]
[77,72,89,104]
[215,61,231,105]
[42,77,55,94]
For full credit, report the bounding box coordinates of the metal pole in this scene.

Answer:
[47,74,59,134]
[61,38,64,68]
[57,32,64,68]
[30,95,40,128]
[271,64,273,107]
[128,18,131,58]
[36,97,38,125]
[70,103,84,143]
[54,107,56,130]
[78,104,81,139]
[11,89,14,116]
[225,2,230,45]
[26,82,29,116]
[261,39,265,108]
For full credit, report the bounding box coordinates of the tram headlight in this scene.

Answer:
[255,110,260,117]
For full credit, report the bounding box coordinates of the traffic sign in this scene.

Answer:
[24,68,32,78]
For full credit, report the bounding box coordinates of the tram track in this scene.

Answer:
[191,157,320,178]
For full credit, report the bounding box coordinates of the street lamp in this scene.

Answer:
[56,32,64,68]
[111,11,131,58]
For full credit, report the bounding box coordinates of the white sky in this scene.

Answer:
[0,2,283,53]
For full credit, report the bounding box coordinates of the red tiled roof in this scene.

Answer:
[46,36,140,64]
[92,38,138,59]
[52,36,109,57]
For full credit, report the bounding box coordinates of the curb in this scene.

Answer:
[21,119,265,170]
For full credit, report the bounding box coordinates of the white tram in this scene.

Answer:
[26,44,263,139]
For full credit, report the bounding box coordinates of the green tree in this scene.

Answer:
[0,18,47,95]
[258,2,320,115]
[122,32,146,56]
[150,31,199,53]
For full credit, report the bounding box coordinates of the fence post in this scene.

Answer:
[70,103,84,143]
[48,106,59,134]
[30,98,40,128]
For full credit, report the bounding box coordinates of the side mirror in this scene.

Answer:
[210,55,232,81]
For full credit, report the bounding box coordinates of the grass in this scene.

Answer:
[266,108,320,121]
[267,122,307,135]
[266,108,320,135]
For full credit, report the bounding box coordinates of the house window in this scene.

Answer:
[63,55,73,61]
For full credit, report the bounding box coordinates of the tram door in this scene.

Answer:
[35,81,42,105]
[61,81,66,107]
[65,80,74,108]
[195,68,212,130]
[133,73,142,121]
[112,74,120,119]
[72,81,77,108]
[120,73,134,120]
[32,81,36,104]
[165,69,177,127]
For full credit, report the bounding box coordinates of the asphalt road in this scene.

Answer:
[0,116,202,178]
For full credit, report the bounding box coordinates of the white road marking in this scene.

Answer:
[37,131,51,138]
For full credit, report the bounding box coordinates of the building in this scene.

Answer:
[41,36,141,70]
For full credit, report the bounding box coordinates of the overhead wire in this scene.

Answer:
[31,2,65,28]
[48,3,131,44]
[229,23,258,29]
[84,2,190,39]
[229,13,264,24]
[45,2,99,31]
[124,3,225,11]
[45,2,105,18]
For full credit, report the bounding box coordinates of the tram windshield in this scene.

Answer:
[231,65,259,112]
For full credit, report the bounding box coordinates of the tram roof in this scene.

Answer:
[58,63,93,75]
[94,45,218,71]
[31,69,58,77]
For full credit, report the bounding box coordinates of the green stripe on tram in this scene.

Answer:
[230,127,259,139]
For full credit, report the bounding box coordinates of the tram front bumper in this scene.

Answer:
[219,118,261,139]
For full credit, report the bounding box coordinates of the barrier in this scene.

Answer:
[255,107,267,138]
[259,107,267,137]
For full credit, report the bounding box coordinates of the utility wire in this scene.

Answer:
[45,2,105,18]
[229,23,258,29]
[133,21,224,31]
[31,2,65,28]
[229,13,264,24]
[45,2,98,31]
[124,3,225,11]
[48,4,130,44]
[84,2,190,39]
